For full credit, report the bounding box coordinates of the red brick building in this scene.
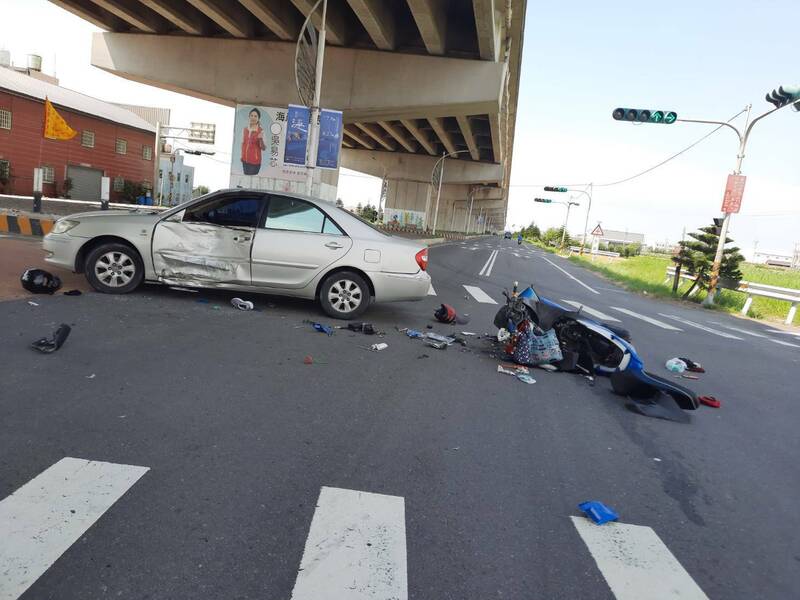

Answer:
[0,66,156,202]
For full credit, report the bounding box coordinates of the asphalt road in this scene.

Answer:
[1,236,799,599]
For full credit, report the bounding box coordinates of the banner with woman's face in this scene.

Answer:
[230,104,307,189]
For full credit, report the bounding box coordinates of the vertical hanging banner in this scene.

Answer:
[316,109,343,170]
[230,105,306,190]
[283,104,310,167]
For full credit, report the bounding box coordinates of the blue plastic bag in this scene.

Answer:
[578,501,619,525]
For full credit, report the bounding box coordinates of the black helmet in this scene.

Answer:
[20,268,62,294]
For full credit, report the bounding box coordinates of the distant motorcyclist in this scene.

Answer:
[517,232,523,245]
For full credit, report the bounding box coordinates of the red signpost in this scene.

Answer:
[721,174,746,213]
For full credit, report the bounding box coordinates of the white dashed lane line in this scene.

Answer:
[609,307,683,331]
[658,314,743,339]
[560,300,620,322]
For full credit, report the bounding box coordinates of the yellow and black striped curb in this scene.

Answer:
[0,214,55,236]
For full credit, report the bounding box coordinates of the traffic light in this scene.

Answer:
[543,186,567,192]
[712,217,724,235]
[612,108,678,124]
[765,84,800,110]
[534,198,552,203]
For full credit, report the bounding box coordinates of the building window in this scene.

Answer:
[0,159,9,180]
[0,109,11,130]
[142,145,152,160]
[185,173,189,184]
[41,165,55,184]
[113,176,124,192]
[115,139,127,155]
[81,130,95,148]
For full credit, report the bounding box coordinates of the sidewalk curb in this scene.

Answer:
[0,212,55,237]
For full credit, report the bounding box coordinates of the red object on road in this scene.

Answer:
[698,396,721,408]
[303,355,313,365]
[720,174,746,213]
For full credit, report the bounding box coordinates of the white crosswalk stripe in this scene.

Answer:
[560,300,620,322]
[658,314,743,339]
[463,284,498,304]
[609,307,683,331]
[291,487,407,600]
[571,516,708,600]
[0,457,149,600]
[427,283,436,296]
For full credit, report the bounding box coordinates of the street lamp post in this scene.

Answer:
[560,197,581,248]
[675,99,796,304]
[430,149,470,235]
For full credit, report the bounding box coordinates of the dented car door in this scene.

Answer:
[151,193,265,288]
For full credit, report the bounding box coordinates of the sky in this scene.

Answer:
[1,0,798,258]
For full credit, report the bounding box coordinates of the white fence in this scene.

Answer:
[665,266,799,325]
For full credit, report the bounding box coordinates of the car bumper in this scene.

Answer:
[371,270,431,302]
[42,233,83,272]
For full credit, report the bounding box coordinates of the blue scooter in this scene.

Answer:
[495,282,699,411]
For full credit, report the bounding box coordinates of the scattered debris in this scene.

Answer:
[370,342,388,351]
[347,322,376,335]
[20,268,61,294]
[63,290,82,296]
[86,374,96,379]
[578,501,619,525]
[665,357,687,373]
[497,328,510,342]
[461,332,476,336]
[231,297,254,311]
[425,340,448,350]
[169,286,198,293]
[211,305,221,310]
[406,329,424,339]
[426,324,433,329]
[426,332,455,345]
[516,373,536,384]
[680,374,700,380]
[304,320,333,336]
[537,364,558,372]
[303,355,313,364]
[27,301,39,306]
[678,357,706,373]
[30,324,71,354]
[653,458,662,462]
[497,364,529,376]
[698,395,721,408]
[417,354,430,359]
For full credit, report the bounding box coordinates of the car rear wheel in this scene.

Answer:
[85,242,144,294]
[319,271,370,320]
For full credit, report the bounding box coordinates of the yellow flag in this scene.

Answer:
[43,97,77,140]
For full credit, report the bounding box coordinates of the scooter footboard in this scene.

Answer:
[610,370,699,410]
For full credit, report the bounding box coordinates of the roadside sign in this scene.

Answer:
[591,224,604,237]
[721,174,746,213]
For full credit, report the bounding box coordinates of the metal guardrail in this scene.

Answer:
[665,266,799,324]
[568,246,621,258]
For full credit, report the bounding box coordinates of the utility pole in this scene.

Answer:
[304,0,327,196]
[430,149,469,234]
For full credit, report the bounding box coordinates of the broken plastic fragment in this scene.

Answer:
[406,329,424,339]
[370,343,388,351]
[231,297,254,311]
[516,373,536,384]
[63,289,82,296]
[425,332,455,345]
[578,501,619,525]
[30,323,71,354]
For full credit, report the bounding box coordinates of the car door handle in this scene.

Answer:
[325,242,344,249]
[233,235,252,242]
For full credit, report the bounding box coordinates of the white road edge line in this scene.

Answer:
[427,284,436,296]
[291,487,408,600]
[560,300,620,322]
[571,516,709,600]
[658,314,743,339]
[463,285,498,304]
[766,329,800,337]
[610,307,683,331]
[708,321,766,338]
[478,250,497,276]
[541,257,599,295]
[0,457,149,600]
[769,338,800,348]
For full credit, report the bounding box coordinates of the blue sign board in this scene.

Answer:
[283,104,310,167]
[316,109,343,170]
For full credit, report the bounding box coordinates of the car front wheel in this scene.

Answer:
[319,271,370,320]
[85,242,144,294]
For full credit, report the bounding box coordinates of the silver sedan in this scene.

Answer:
[43,190,431,319]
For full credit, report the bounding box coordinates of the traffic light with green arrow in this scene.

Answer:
[543,186,568,192]
[534,198,552,203]
[612,108,678,124]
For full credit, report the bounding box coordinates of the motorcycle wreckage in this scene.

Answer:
[494,282,700,413]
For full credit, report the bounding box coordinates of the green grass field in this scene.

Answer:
[566,254,800,325]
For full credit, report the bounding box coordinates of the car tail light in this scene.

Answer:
[415,248,428,271]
